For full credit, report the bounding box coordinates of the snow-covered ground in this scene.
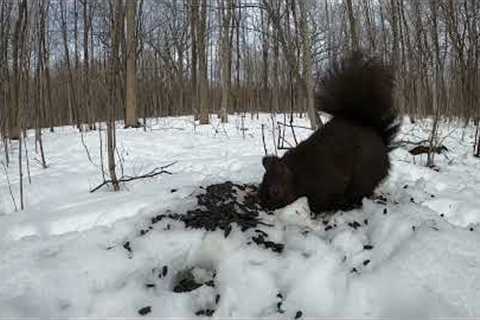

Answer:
[1,114,480,318]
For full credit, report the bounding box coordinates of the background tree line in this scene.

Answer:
[1,0,479,135]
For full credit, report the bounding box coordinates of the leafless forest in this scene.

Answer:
[1,0,480,195]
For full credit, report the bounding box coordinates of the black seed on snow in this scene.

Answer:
[363,259,371,266]
[364,219,368,225]
[277,293,283,299]
[205,309,215,316]
[295,310,303,319]
[171,189,178,193]
[353,221,361,228]
[410,197,415,203]
[123,241,132,253]
[324,225,332,231]
[430,194,435,198]
[195,310,205,316]
[145,283,155,288]
[255,229,268,237]
[412,226,416,232]
[403,185,408,189]
[277,302,285,313]
[383,208,388,215]
[440,214,444,217]
[215,294,221,304]
[174,278,203,293]
[138,306,151,316]
[470,227,474,231]
[205,280,215,287]
[363,245,374,250]
[162,265,168,277]
[351,267,358,273]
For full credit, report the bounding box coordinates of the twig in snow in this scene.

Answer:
[2,137,9,166]
[18,137,24,210]
[270,114,278,156]
[23,134,31,184]
[98,123,106,181]
[90,161,177,193]
[1,160,17,212]
[276,121,313,131]
[261,124,268,156]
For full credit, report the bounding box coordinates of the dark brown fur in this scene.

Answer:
[259,52,400,214]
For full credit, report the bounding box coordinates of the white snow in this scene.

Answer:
[1,114,480,318]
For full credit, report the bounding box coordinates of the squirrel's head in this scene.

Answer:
[258,156,297,210]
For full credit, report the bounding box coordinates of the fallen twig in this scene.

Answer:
[276,121,313,131]
[90,161,177,193]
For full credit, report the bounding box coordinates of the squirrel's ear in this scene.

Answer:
[262,156,280,170]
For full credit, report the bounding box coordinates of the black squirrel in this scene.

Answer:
[258,52,400,214]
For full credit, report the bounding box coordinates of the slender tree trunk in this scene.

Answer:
[125,0,138,127]
[345,0,359,51]
[299,0,320,130]
[60,0,79,128]
[191,0,199,119]
[108,0,121,191]
[219,0,233,123]
[36,0,47,168]
[9,0,28,140]
[198,0,209,124]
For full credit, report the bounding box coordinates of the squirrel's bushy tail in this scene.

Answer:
[316,51,400,151]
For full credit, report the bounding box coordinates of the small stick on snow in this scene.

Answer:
[1,160,17,211]
[261,124,268,156]
[89,161,177,193]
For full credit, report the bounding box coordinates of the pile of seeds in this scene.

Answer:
[151,182,273,236]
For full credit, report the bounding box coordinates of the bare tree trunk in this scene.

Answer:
[59,0,79,128]
[190,0,198,119]
[82,0,92,129]
[219,0,233,123]
[299,0,320,130]
[271,3,279,113]
[107,0,121,191]
[41,2,54,132]
[9,0,28,140]
[345,0,359,51]
[18,136,24,210]
[260,6,270,112]
[198,0,209,124]
[125,0,138,127]
[36,0,48,168]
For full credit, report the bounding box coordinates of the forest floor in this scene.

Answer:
[1,114,480,318]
